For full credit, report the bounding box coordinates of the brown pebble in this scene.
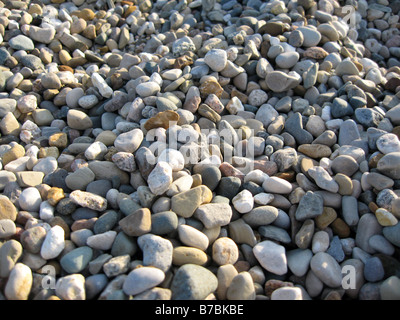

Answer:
[368,202,379,213]
[144,110,180,131]
[46,187,65,206]
[71,218,98,231]
[331,218,350,238]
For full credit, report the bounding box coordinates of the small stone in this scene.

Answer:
[194,202,232,228]
[178,225,209,251]
[147,161,173,196]
[69,190,107,212]
[331,155,359,177]
[65,167,95,191]
[376,133,400,154]
[226,272,255,300]
[204,49,227,72]
[271,287,304,300]
[136,81,161,98]
[60,246,93,274]
[380,276,400,300]
[262,176,293,194]
[119,208,151,237]
[297,26,322,47]
[19,187,42,212]
[377,152,400,179]
[308,166,339,193]
[123,267,165,296]
[0,198,18,221]
[253,240,287,275]
[137,234,173,272]
[41,73,62,90]
[243,206,279,227]
[151,211,178,235]
[212,237,239,266]
[87,231,117,251]
[171,185,212,218]
[55,274,86,300]
[364,257,385,282]
[232,189,254,213]
[276,52,300,69]
[266,71,301,93]
[295,191,324,221]
[144,110,180,130]
[114,128,143,153]
[286,249,313,277]
[170,264,218,300]
[9,35,35,51]
[4,263,32,300]
[0,219,17,239]
[310,252,343,288]
[40,225,65,260]
[103,255,130,278]
[376,208,398,226]
[173,246,208,266]
[199,78,223,99]
[67,110,93,130]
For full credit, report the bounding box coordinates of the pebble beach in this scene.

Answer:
[0,0,400,301]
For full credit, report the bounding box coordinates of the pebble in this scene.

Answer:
[170,264,218,300]
[287,249,313,277]
[271,287,303,300]
[226,272,255,300]
[40,225,65,260]
[253,240,287,275]
[147,161,173,196]
[123,266,165,296]
[380,276,400,300]
[69,190,107,212]
[138,234,173,272]
[56,274,86,300]
[60,246,93,274]
[18,187,42,212]
[204,49,227,72]
[295,191,324,221]
[4,263,32,300]
[310,252,343,288]
[194,202,232,228]
[114,128,143,153]
[177,225,209,251]
[262,176,293,194]
[173,246,208,266]
[232,189,254,213]
[212,237,239,266]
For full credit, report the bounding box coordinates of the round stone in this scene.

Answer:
[204,49,228,72]
[212,237,239,266]
[19,187,42,212]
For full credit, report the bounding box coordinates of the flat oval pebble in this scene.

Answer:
[123,267,165,296]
